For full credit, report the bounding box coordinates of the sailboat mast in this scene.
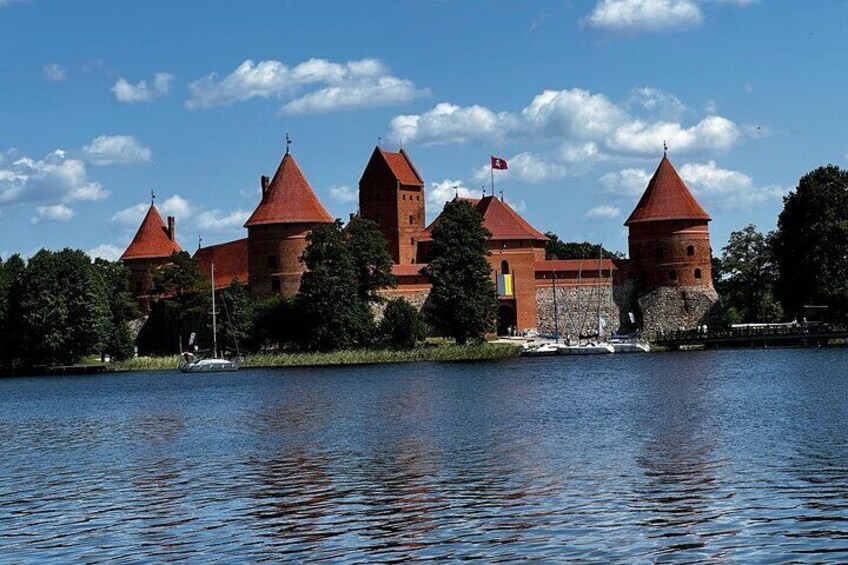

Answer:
[552,270,559,341]
[211,261,218,359]
[597,245,602,338]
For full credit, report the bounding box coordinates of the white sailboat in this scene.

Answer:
[179,261,240,373]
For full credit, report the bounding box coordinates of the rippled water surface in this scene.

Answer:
[2,349,848,563]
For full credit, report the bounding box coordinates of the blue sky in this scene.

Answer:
[1,0,846,260]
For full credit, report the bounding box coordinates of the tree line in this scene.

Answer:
[0,199,498,368]
[713,165,848,325]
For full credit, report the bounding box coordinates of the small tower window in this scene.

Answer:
[687,245,695,256]
[271,279,281,293]
[669,269,678,281]
[633,247,641,260]
[409,214,414,224]
[402,194,406,200]
[694,268,702,280]
[410,237,415,246]
[655,247,665,258]
[501,260,510,274]
[267,255,278,269]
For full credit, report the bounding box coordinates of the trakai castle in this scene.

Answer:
[120,145,718,338]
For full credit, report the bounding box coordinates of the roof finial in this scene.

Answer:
[285,132,292,155]
[198,235,203,250]
[399,137,403,151]
[150,189,156,205]
[663,140,668,157]
[377,136,382,148]
[453,184,459,200]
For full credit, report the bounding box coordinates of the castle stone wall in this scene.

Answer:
[637,285,719,339]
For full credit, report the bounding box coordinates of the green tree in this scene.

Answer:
[249,294,303,351]
[773,165,848,320]
[716,225,783,323]
[346,216,397,303]
[0,254,26,367]
[93,259,139,361]
[297,220,373,351]
[379,298,426,350]
[545,232,623,260]
[218,280,253,354]
[18,249,110,365]
[151,251,208,350]
[426,199,498,344]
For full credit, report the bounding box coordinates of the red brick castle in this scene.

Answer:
[121,144,718,338]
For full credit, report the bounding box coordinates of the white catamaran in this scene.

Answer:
[179,261,240,373]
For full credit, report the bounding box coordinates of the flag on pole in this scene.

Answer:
[491,156,508,170]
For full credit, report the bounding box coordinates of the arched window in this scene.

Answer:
[409,214,414,224]
[669,269,677,281]
[501,260,510,274]
[267,255,278,269]
[410,237,415,246]
[687,245,695,256]
[655,247,664,258]
[694,268,702,279]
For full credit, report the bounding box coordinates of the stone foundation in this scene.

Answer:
[637,285,719,339]
[374,288,431,321]
[536,285,623,339]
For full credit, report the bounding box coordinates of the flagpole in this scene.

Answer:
[490,156,495,198]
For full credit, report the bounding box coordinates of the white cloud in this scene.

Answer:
[329,184,358,203]
[42,64,66,82]
[282,76,426,114]
[583,0,757,32]
[585,205,621,219]
[187,57,427,113]
[112,72,173,103]
[389,87,740,156]
[112,194,192,227]
[0,149,108,207]
[600,167,653,196]
[627,87,686,120]
[84,135,152,165]
[427,179,483,207]
[194,209,251,231]
[584,0,703,31]
[88,243,124,261]
[31,203,75,224]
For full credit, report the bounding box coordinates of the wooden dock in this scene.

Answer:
[655,325,848,350]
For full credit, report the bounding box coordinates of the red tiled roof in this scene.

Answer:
[244,152,333,227]
[380,148,424,186]
[194,238,249,290]
[625,156,711,225]
[120,204,182,261]
[535,259,617,273]
[419,196,548,242]
[391,263,428,277]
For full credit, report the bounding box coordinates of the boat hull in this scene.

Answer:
[179,359,240,373]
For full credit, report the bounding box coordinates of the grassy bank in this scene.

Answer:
[113,342,520,372]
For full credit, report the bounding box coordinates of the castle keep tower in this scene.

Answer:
[626,153,718,334]
[359,147,425,265]
[245,150,333,298]
[121,203,181,307]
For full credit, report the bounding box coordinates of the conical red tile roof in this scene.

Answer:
[120,204,182,260]
[420,196,548,242]
[625,156,711,225]
[244,152,333,227]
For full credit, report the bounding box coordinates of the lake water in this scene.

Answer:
[1,349,848,563]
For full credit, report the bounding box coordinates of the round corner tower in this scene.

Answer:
[245,150,333,298]
[120,203,182,313]
[625,154,718,335]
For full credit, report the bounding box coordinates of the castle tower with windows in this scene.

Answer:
[358,147,425,265]
[625,153,718,334]
[244,149,333,298]
[120,202,181,311]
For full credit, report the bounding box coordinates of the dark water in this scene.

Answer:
[2,350,848,563]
